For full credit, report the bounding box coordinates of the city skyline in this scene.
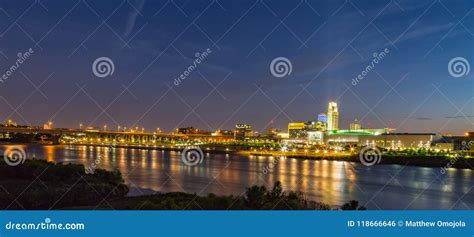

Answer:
[0,0,472,135]
[1,99,470,137]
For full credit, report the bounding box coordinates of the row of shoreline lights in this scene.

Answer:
[77,123,162,133]
[5,120,156,134]
[17,120,161,133]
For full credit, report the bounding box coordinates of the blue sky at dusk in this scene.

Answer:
[0,0,472,134]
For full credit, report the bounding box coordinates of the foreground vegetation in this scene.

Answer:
[0,159,365,210]
[0,159,128,209]
[104,183,365,210]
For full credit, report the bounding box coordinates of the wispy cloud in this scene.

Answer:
[445,115,474,119]
[396,22,455,43]
[413,117,433,121]
[124,0,146,38]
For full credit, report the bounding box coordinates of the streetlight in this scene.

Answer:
[117,125,121,132]
[104,124,107,131]
[79,123,83,130]
[48,121,52,129]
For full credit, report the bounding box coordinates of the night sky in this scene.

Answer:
[0,0,472,135]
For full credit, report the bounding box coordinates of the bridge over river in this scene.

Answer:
[0,127,233,145]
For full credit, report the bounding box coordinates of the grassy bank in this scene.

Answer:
[242,151,474,169]
[0,159,365,210]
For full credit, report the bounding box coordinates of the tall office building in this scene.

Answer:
[327,101,339,131]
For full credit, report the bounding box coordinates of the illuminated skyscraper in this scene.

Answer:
[327,101,339,131]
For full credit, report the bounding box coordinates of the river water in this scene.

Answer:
[5,144,474,210]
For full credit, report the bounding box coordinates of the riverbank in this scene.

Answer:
[0,159,365,210]
[65,143,474,170]
[241,151,474,170]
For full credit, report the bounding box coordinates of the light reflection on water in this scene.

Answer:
[4,144,474,210]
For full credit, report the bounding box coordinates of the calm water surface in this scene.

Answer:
[7,144,474,210]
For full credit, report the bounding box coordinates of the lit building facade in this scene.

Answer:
[359,133,438,149]
[307,131,324,143]
[327,101,339,131]
[234,124,253,140]
[323,130,439,149]
[350,119,361,130]
[288,122,306,139]
[177,127,198,134]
